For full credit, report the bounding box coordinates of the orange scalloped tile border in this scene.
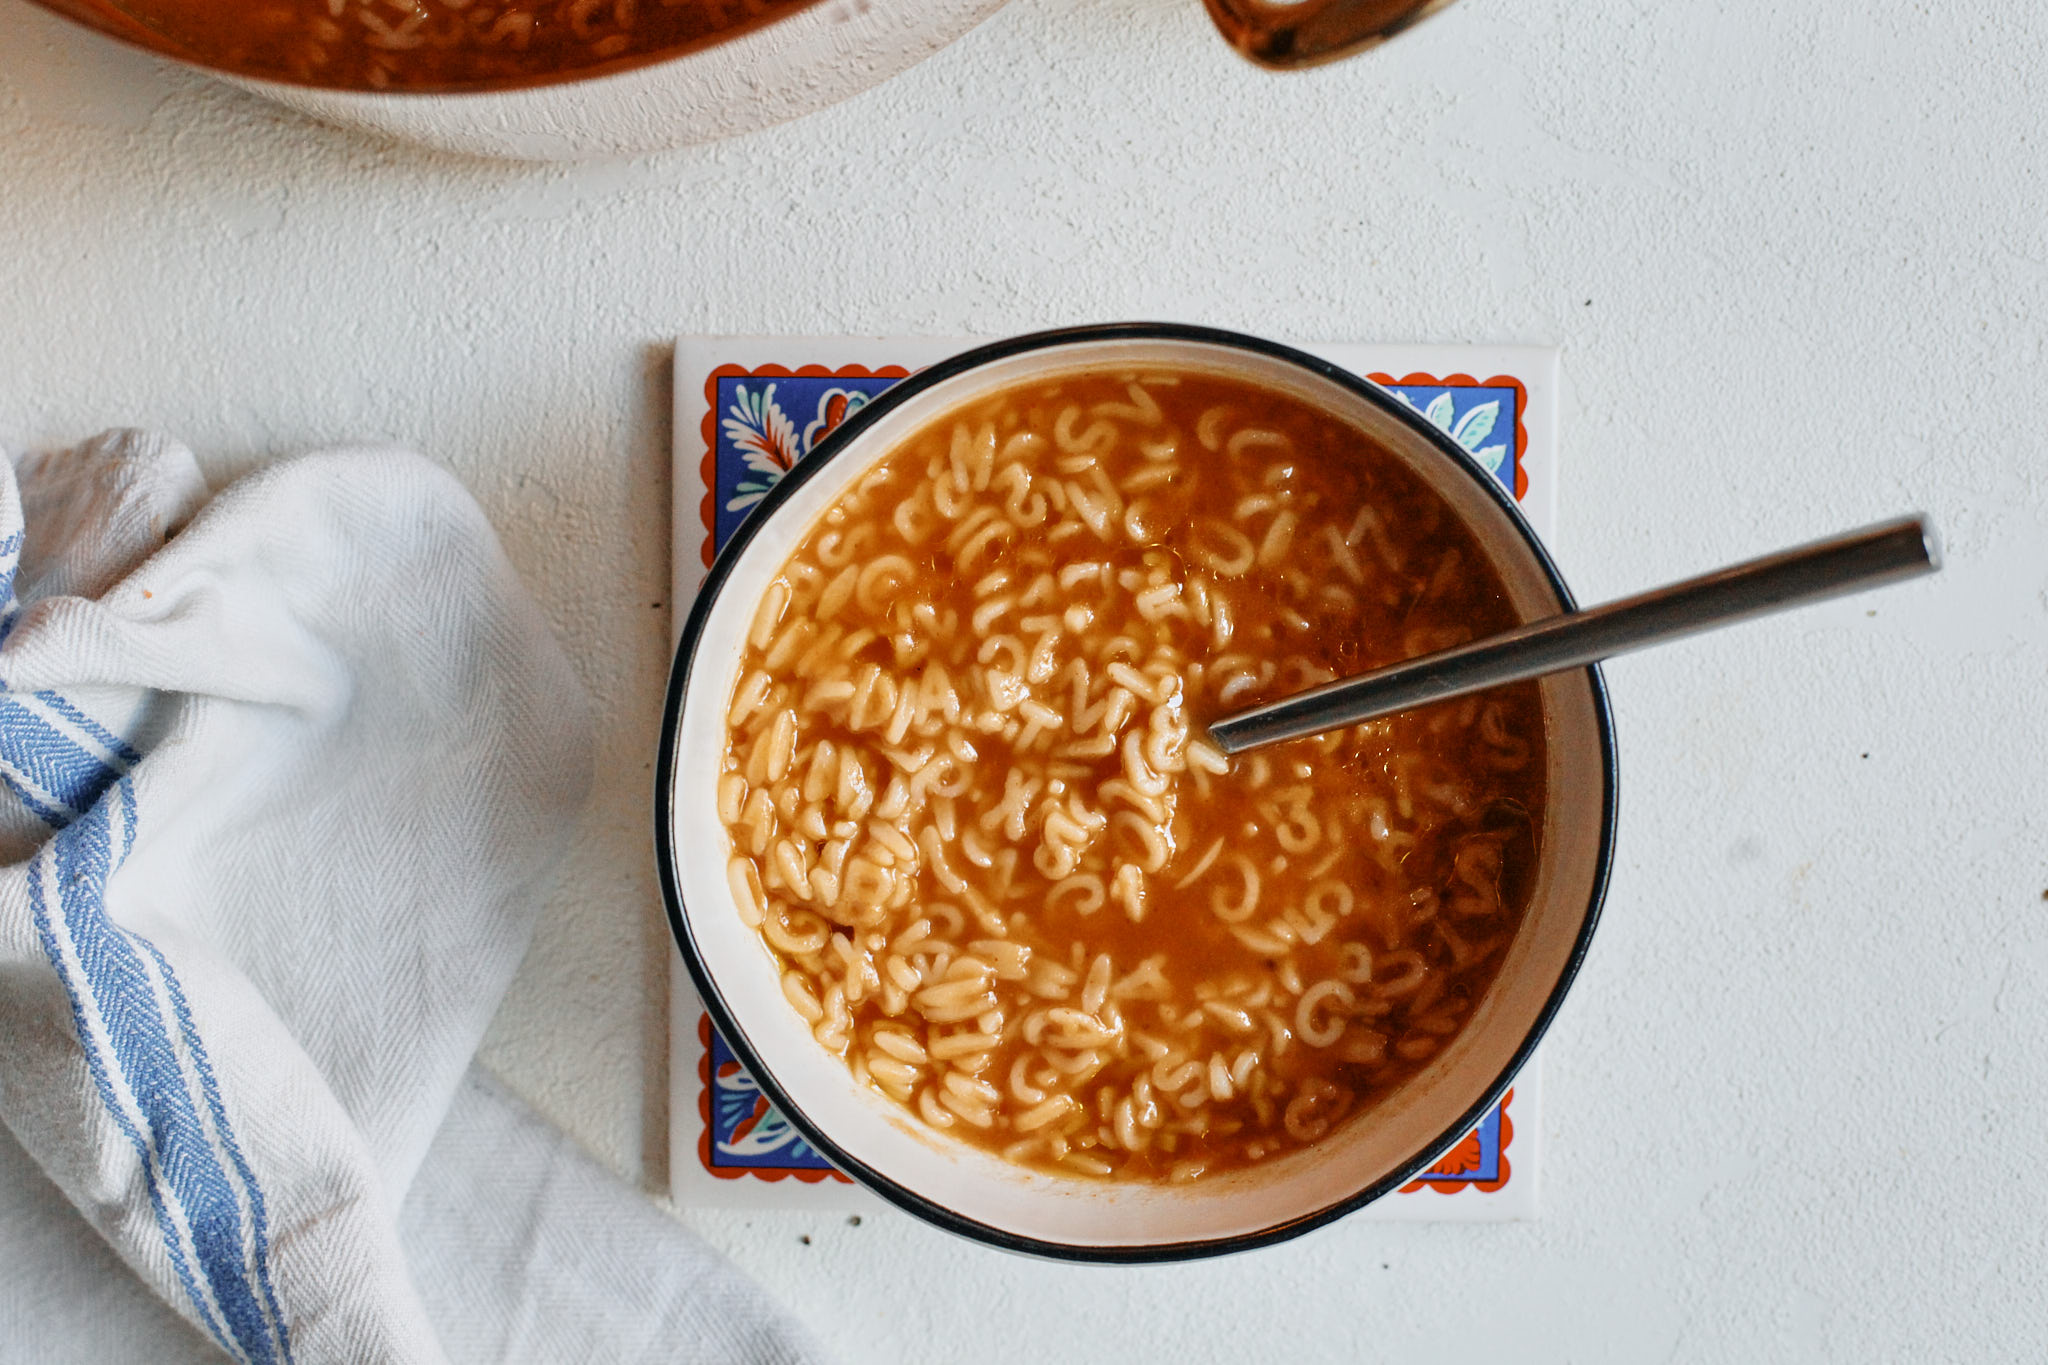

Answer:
[1398,1087,1514,1195]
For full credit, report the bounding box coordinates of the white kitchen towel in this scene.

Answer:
[0,432,822,1364]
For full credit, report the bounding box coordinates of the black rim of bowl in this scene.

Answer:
[655,321,1619,1262]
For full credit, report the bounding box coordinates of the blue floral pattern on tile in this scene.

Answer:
[1386,385,1515,483]
[707,1022,835,1171]
[713,375,899,551]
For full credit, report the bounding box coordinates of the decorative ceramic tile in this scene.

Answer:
[696,1013,851,1186]
[671,336,1560,1218]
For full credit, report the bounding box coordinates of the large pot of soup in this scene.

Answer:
[657,323,1617,1257]
[28,0,1012,157]
[29,0,1458,157]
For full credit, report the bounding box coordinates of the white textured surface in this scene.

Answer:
[1,0,2043,1357]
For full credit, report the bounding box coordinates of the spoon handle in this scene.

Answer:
[1206,514,1941,756]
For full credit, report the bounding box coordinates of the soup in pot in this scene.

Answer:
[718,367,1544,1182]
[106,0,810,90]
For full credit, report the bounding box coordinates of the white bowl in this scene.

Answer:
[656,323,1617,1259]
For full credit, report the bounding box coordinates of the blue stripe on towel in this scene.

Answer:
[60,789,283,1363]
[0,696,124,817]
[0,473,290,1361]
[26,793,236,1356]
[40,691,145,766]
[132,798,294,1363]
[0,525,22,646]
[12,760,292,1362]
[0,764,70,826]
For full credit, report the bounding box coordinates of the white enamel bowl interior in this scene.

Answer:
[667,335,1609,1253]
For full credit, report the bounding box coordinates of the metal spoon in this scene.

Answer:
[1206,515,1941,756]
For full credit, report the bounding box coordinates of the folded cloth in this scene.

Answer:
[0,433,822,1364]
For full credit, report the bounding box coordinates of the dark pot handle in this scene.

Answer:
[1203,0,1457,68]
